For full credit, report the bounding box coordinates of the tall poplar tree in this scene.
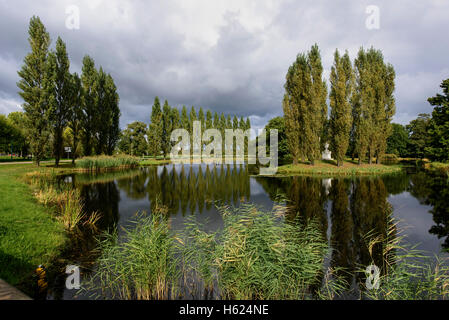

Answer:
[213,111,219,129]
[149,97,163,157]
[17,16,51,166]
[68,73,83,164]
[352,48,371,164]
[189,106,197,155]
[353,47,395,164]
[80,55,97,156]
[181,106,189,130]
[306,44,327,165]
[49,37,72,166]
[104,73,121,155]
[161,100,172,158]
[329,50,354,166]
[206,110,213,129]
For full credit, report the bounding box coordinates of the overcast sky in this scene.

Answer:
[1,0,448,130]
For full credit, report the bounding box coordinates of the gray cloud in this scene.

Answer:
[0,0,448,129]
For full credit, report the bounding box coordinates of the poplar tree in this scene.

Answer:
[149,97,163,157]
[283,54,308,164]
[17,16,51,166]
[47,37,72,166]
[329,50,354,166]
[81,55,97,156]
[189,106,197,155]
[219,113,226,153]
[206,110,213,129]
[198,107,205,131]
[161,100,172,158]
[353,47,395,164]
[68,73,83,164]
[352,49,371,164]
[306,44,327,165]
[180,105,189,152]
[104,73,121,155]
[181,105,189,130]
[283,93,301,164]
[171,107,180,129]
[213,111,219,129]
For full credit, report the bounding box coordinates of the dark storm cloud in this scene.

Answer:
[1,0,448,129]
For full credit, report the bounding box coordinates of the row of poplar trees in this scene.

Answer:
[17,16,120,166]
[283,44,395,166]
[149,97,251,158]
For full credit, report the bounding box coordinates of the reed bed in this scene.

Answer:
[76,155,140,171]
[187,204,328,299]
[360,218,449,300]
[85,212,180,300]
[85,204,330,300]
[24,170,100,232]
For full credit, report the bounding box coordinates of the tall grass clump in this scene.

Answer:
[360,218,449,300]
[76,155,140,171]
[84,211,180,300]
[181,204,329,300]
[25,170,99,232]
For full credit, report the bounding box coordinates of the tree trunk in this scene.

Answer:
[358,157,361,165]
[293,156,298,165]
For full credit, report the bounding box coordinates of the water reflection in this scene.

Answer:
[409,172,449,249]
[56,165,449,299]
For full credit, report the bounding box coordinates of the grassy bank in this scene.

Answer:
[423,162,449,176]
[139,158,172,166]
[277,160,403,176]
[0,164,67,287]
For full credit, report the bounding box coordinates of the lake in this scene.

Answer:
[48,163,449,299]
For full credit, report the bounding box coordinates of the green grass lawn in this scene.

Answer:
[0,164,67,288]
[276,159,404,176]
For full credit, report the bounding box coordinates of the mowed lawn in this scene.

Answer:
[0,164,66,287]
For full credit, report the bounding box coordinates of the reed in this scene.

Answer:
[360,217,449,300]
[84,210,180,300]
[76,155,140,171]
[85,203,329,300]
[180,204,329,300]
[25,170,100,232]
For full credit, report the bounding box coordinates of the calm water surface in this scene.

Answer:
[48,164,449,299]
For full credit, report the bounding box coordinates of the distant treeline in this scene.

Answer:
[119,97,251,158]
